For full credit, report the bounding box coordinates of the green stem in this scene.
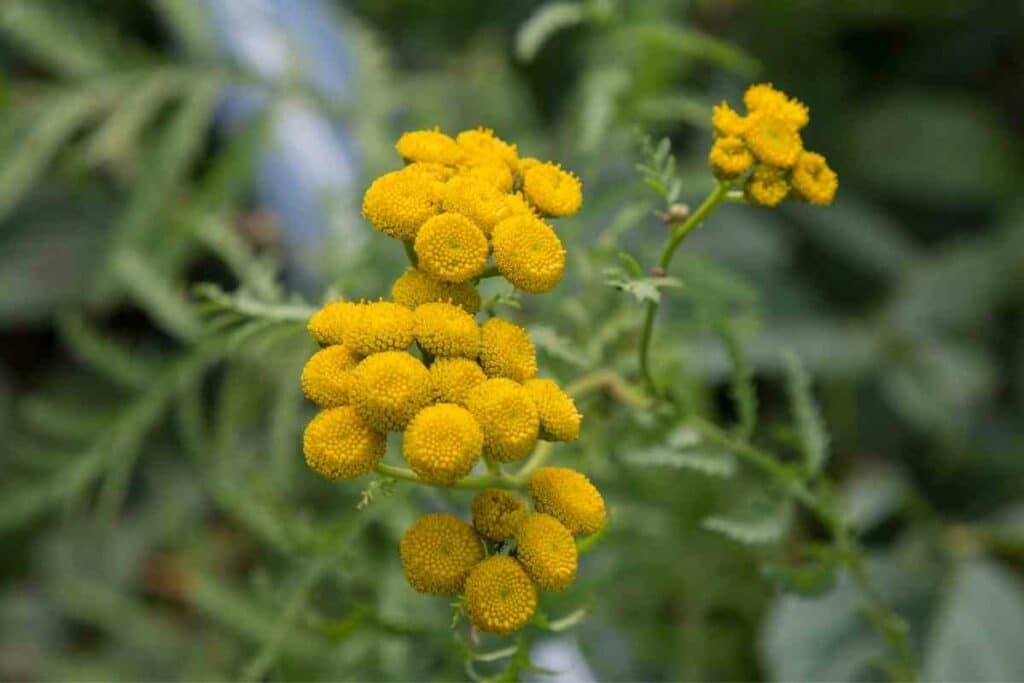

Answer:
[403,240,418,267]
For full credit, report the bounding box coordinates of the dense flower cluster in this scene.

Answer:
[300,127,602,635]
[710,83,838,207]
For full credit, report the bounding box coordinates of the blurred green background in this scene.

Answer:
[1,1,1023,681]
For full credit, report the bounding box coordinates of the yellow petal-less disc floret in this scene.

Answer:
[491,214,566,294]
[471,488,528,542]
[463,556,537,635]
[391,268,481,314]
[711,102,749,137]
[442,175,518,238]
[301,345,359,407]
[479,317,538,382]
[708,135,755,180]
[744,165,791,207]
[362,169,445,241]
[413,302,480,359]
[341,301,414,357]
[429,357,487,405]
[403,403,483,485]
[414,212,489,283]
[461,158,515,193]
[515,513,577,592]
[302,406,385,480]
[528,467,606,535]
[400,513,483,595]
[743,83,809,131]
[523,378,581,442]
[456,128,519,170]
[743,113,803,169]
[790,151,838,205]
[403,161,457,182]
[516,156,543,178]
[307,300,359,346]
[522,163,583,217]
[465,378,539,462]
[395,129,465,165]
[349,351,433,431]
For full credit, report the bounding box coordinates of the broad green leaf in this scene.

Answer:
[782,351,829,477]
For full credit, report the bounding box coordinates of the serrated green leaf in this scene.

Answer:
[528,325,591,368]
[55,311,157,389]
[515,2,588,62]
[703,497,793,545]
[783,350,829,478]
[0,1,121,77]
[717,321,757,439]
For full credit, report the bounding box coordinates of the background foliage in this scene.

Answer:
[1,1,1023,680]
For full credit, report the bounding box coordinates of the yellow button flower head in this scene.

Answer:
[442,175,523,237]
[709,136,755,180]
[523,162,583,217]
[302,406,385,480]
[403,161,456,182]
[743,113,803,169]
[790,151,838,205]
[301,344,359,407]
[479,317,538,382]
[362,169,445,241]
[456,127,519,170]
[523,378,581,442]
[413,302,480,359]
[400,513,483,595]
[515,513,577,591]
[744,165,790,207]
[307,300,359,346]
[743,83,809,131]
[491,214,566,294]
[414,212,489,283]
[403,403,483,485]
[429,357,487,405]
[461,158,515,193]
[395,129,465,165]
[349,351,433,431]
[711,102,749,138]
[341,301,414,357]
[516,156,543,178]
[463,556,537,635]
[528,467,606,535]
[471,488,527,542]
[465,378,539,462]
[391,268,481,314]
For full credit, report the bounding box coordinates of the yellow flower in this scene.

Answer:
[395,129,465,165]
[400,513,483,595]
[528,467,606,535]
[362,169,445,241]
[461,158,514,193]
[456,127,518,170]
[301,345,359,407]
[341,301,414,357]
[491,214,566,294]
[743,83,809,131]
[516,156,543,178]
[463,556,537,635]
[403,403,483,485]
[522,163,582,217]
[471,488,527,542]
[413,302,480,359]
[744,165,790,207]
[403,161,457,182]
[391,268,481,314]
[743,113,803,168]
[349,351,433,431]
[478,317,537,382]
[414,212,489,283]
[711,102,749,137]
[302,406,385,480]
[515,513,577,592]
[523,378,581,442]
[307,300,359,346]
[708,136,754,179]
[465,378,539,462]
[442,175,515,238]
[790,151,838,205]
[429,357,487,405]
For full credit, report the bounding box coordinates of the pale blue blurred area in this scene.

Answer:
[530,637,596,683]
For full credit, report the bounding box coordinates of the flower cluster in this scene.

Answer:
[301,128,603,635]
[709,83,838,207]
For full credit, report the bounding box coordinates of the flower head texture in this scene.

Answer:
[395,129,465,165]
[491,214,566,294]
[442,175,517,237]
[307,300,359,346]
[413,302,480,359]
[515,513,577,591]
[403,161,456,182]
[790,151,838,205]
[743,83,809,131]
[463,556,537,635]
[341,301,414,357]
[479,317,538,382]
[471,488,527,542]
[744,165,791,207]
[302,406,385,480]
[391,268,481,314]
[465,378,539,462]
[523,163,582,217]
[429,357,487,405]
[403,403,484,485]
[711,102,749,137]
[400,513,483,594]
[529,467,606,535]
[709,136,754,179]
[349,351,433,431]
[456,127,518,170]
[461,158,514,193]
[301,344,359,407]
[362,169,445,241]
[414,212,489,283]
[523,378,581,442]
[743,113,803,168]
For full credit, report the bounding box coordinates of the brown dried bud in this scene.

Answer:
[661,203,691,224]
[649,266,666,278]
